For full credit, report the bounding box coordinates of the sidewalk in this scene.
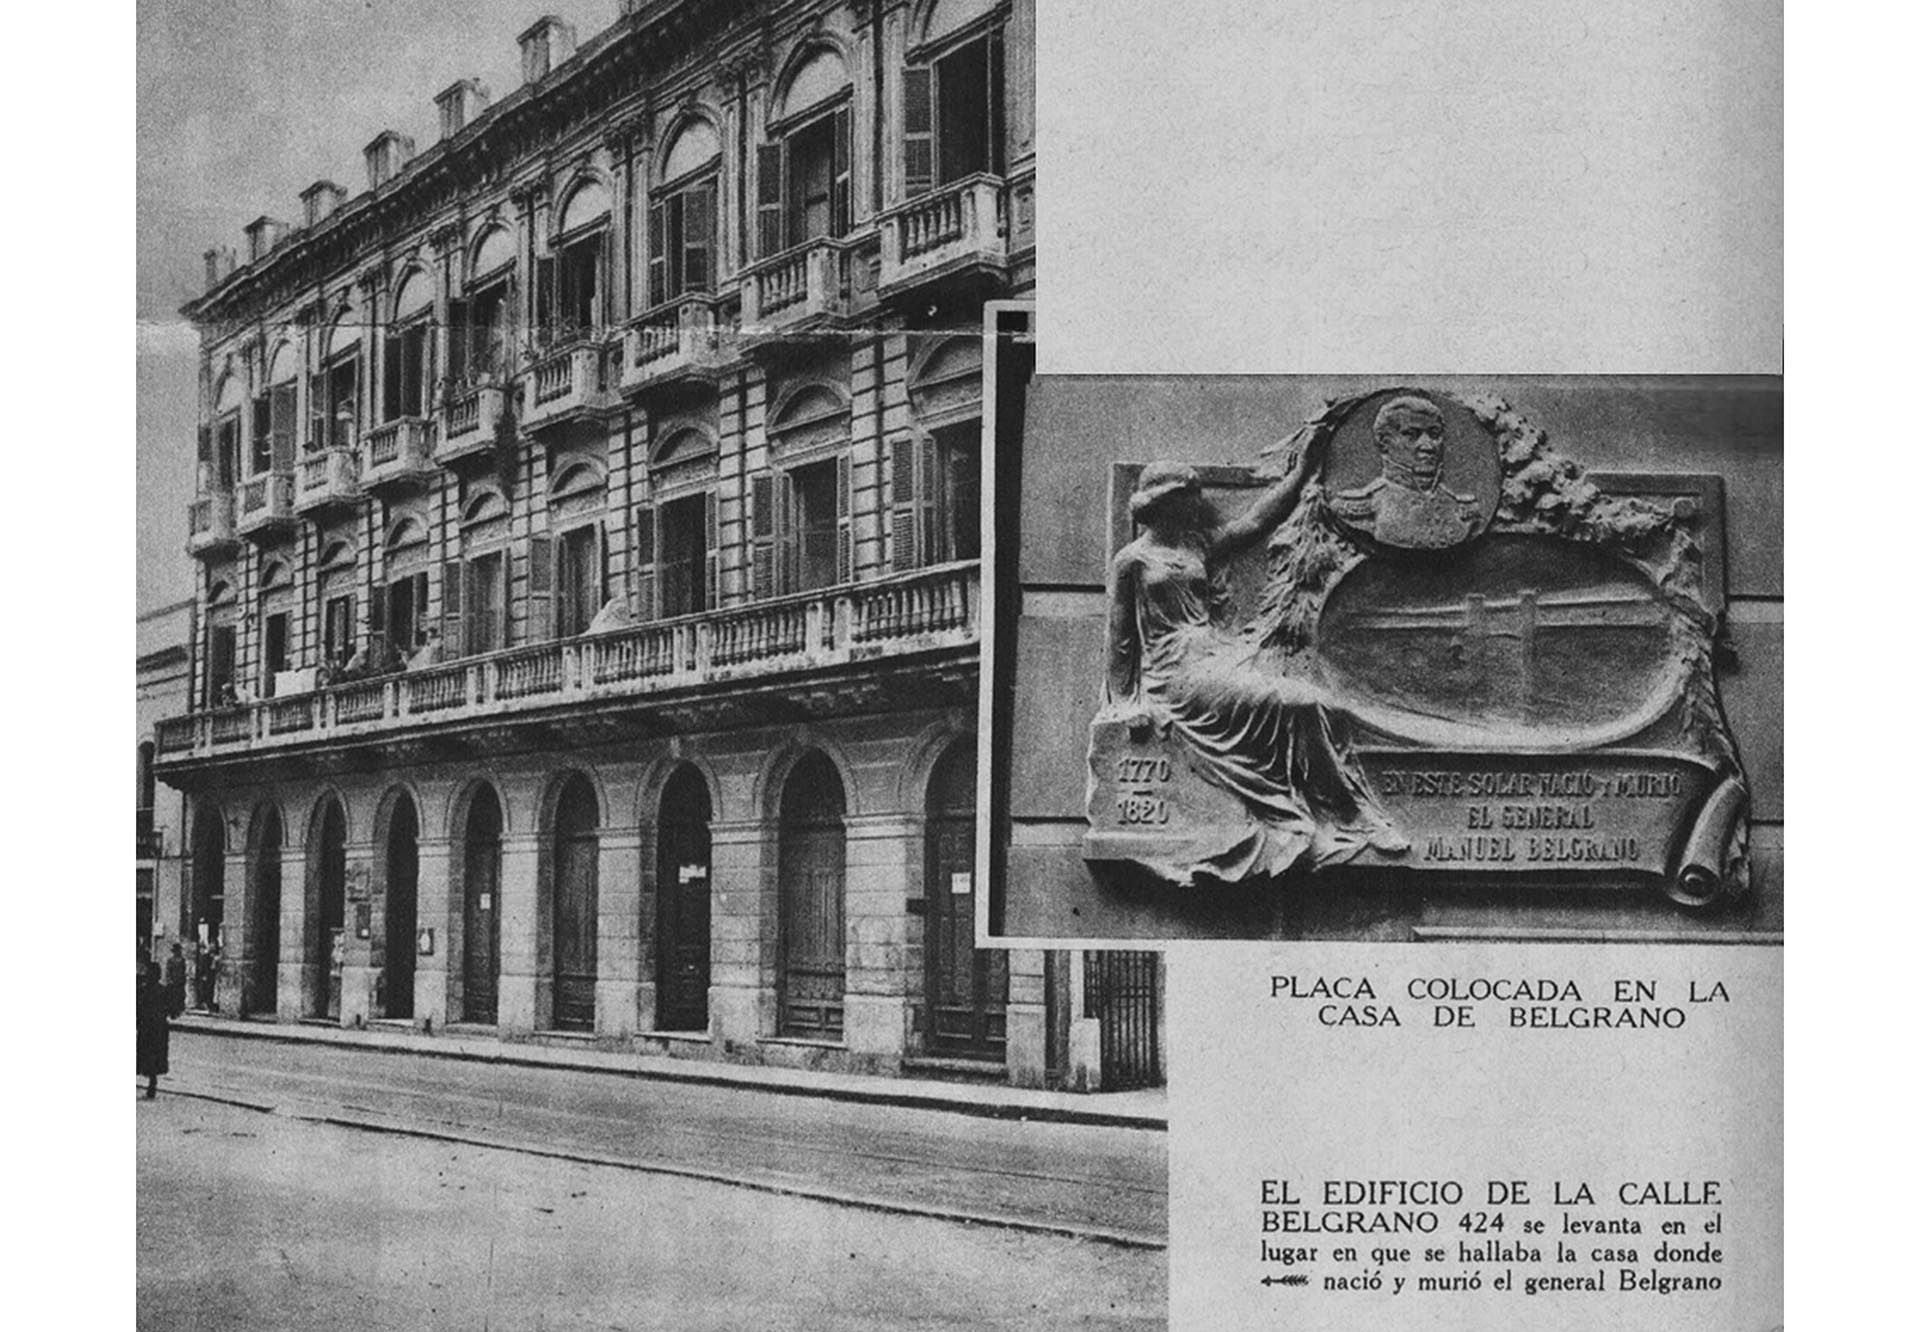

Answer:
[172,1013,1168,1131]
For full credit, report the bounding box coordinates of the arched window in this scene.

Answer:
[649,119,721,308]
[902,1,1006,197]
[318,308,362,449]
[759,45,852,256]
[454,228,515,384]
[541,179,609,345]
[384,270,433,421]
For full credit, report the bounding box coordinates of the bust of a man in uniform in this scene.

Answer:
[1331,394,1479,548]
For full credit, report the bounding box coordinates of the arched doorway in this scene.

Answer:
[190,807,226,1010]
[461,784,503,1024]
[248,806,283,1017]
[923,739,1006,1058]
[309,797,347,1019]
[656,765,713,1033]
[550,774,600,1031]
[382,792,419,1020]
[778,752,846,1039]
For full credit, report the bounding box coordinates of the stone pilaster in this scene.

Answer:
[1004,946,1050,1088]
[842,813,914,1068]
[496,832,544,1037]
[412,835,454,1029]
[707,817,772,1048]
[595,828,643,1039]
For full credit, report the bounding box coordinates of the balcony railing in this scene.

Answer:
[436,384,508,463]
[878,174,1008,292]
[520,339,616,431]
[236,472,297,536]
[362,417,435,489]
[740,240,850,331]
[297,447,362,512]
[151,561,980,763]
[621,295,729,392]
[186,492,237,558]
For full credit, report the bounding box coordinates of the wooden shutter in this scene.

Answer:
[446,297,469,387]
[831,107,853,238]
[647,201,668,309]
[368,583,388,659]
[527,535,553,643]
[704,489,719,610]
[535,255,557,344]
[440,559,463,659]
[777,470,799,595]
[684,183,713,293]
[890,436,918,572]
[750,473,776,599]
[308,373,326,449]
[989,30,1007,175]
[835,453,854,584]
[756,143,785,258]
[251,396,272,469]
[632,505,657,621]
[903,67,934,198]
[270,384,297,470]
[382,333,402,421]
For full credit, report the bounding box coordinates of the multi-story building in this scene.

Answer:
[138,600,195,966]
[152,0,1161,1090]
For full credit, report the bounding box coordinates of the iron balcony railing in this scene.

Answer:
[152,561,980,762]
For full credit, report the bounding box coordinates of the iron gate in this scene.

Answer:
[1087,951,1163,1090]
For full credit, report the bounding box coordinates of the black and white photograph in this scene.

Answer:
[135,2,1169,1327]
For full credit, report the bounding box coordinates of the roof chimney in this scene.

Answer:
[300,180,346,228]
[203,246,237,290]
[518,16,577,85]
[435,78,492,140]
[363,130,416,191]
[244,216,290,263]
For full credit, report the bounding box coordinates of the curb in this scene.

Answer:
[148,1082,1168,1252]
[169,1017,1169,1132]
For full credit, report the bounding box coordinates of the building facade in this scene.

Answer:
[138,600,194,967]
[153,0,1162,1090]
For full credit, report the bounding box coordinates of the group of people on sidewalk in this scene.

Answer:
[136,944,190,1099]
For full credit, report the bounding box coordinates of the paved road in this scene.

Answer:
[156,1031,1167,1246]
[138,1095,1167,1330]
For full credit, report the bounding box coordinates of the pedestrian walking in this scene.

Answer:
[162,943,187,1019]
[137,962,170,1099]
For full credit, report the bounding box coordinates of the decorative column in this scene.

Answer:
[841,811,914,1072]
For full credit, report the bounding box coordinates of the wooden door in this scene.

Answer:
[778,754,846,1038]
[250,810,281,1016]
[312,800,346,1019]
[462,787,502,1024]
[924,741,1006,1058]
[551,777,599,1031]
[382,797,418,1020]
[656,767,712,1032]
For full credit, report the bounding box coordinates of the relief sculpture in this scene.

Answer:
[1084,388,1751,908]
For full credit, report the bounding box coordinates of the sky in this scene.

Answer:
[136,0,610,613]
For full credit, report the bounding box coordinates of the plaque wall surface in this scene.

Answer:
[984,376,1782,945]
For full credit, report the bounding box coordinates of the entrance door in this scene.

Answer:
[778,753,846,1039]
[551,775,599,1031]
[924,740,1006,1058]
[656,766,712,1032]
[250,808,282,1016]
[462,786,503,1024]
[190,810,226,1010]
[382,795,418,1019]
[312,798,346,1019]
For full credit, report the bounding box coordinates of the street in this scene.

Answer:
[137,1032,1167,1329]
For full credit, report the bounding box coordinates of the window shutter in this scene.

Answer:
[446,297,469,389]
[632,504,657,621]
[756,142,785,258]
[368,582,388,658]
[703,489,719,610]
[440,559,463,659]
[308,374,326,450]
[535,255,557,344]
[835,452,854,584]
[890,436,918,571]
[271,384,297,469]
[903,67,934,198]
[593,521,608,618]
[919,434,943,564]
[684,183,713,293]
[413,571,430,648]
[777,470,799,596]
[647,201,668,309]
[750,473,776,599]
[831,107,853,238]
[382,333,402,422]
[989,30,1007,175]
[527,535,553,642]
[251,396,272,470]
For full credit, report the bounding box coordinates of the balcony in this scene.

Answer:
[436,384,508,463]
[152,561,981,767]
[297,447,362,513]
[362,417,436,492]
[520,339,618,433]
[740,240,852,338]
[186,492,237,558]
[878,175,1008,296]
[620,295,731,394]
[236,472,298,538]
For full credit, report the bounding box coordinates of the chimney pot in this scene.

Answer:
[435,78,492,140]
[243,216,290,263]
[300,180,346,228]
[517,16,577,85]
[363,130,417,191]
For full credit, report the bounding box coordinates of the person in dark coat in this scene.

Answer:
[137,962,170,1099]
[162,944,187,1019]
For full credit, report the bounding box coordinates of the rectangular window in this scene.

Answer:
[250,396,273,475]
[790,460,841,593]
[270,383,297,468]
[386,571,429,652]
[906,34,1006,197]
[263,611,290,685]
[216,416,240,489]
[558,234,601,338]
[658,493,710,618]
[465,552,505,654]
[787,117,836,245]
[383,322,428,420]
[322,594,354,668]
[553,525,601,639]
[207,624,237,705]
[938,423,982,563]
[466,283,510,380]
[326,360,358,449]
[648,179,716,309]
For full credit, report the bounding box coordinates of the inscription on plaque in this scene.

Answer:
[1083,389,1750,908]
